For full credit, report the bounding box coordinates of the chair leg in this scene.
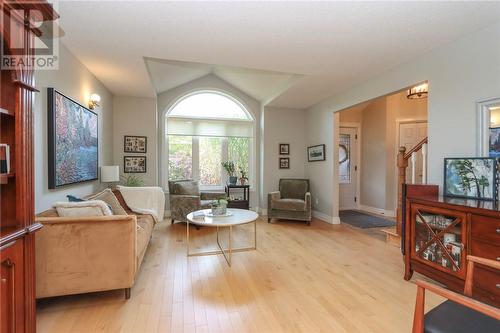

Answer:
[171,219,175,225]
[268,218,271,223]
[307,220,311,226]
[124,288,131,300]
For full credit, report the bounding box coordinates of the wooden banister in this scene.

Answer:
[404,137,428,160]
[396,137,428,236]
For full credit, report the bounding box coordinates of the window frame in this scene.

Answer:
[163,90,255,192]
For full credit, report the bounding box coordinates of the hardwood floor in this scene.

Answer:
[37,217,443,333]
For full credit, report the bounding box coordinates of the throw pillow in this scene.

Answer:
[67,195,84,202]
[53,200,113,217]
[86,188,128,215]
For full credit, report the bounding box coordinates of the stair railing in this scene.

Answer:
[396,137,428,235]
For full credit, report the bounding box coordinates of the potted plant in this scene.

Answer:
[221,161,237,185]
[120,174,145,187]
[211,197,229,215]
[239,168,248,185]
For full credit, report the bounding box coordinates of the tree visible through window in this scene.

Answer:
[166,91,253,188]
[168,135,192,180]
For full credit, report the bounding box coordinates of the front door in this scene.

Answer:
[339,127,358,210]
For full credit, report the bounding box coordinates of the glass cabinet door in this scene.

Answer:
[412,205,466,277]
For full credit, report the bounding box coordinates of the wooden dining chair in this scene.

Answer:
[412,255,500,333]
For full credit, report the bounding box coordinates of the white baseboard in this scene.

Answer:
[312,210,340,224]
[358,205,395,218]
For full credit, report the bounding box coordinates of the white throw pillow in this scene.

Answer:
[53,200,113,217]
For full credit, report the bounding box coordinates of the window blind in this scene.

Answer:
[167,117,253,138]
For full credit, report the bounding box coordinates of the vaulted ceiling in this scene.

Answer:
[56,1,500,109]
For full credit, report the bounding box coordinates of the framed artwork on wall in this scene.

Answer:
[279,157,290,169]
[307,144,325,162]
[47,88,99,188]
[443,157,497,201]
[124,156,147,173]
[279,143,289,155]
[124,135,147,153]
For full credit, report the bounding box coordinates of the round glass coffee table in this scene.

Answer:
[186,208,258,266]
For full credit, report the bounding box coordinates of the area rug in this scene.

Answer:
[339,210,396,229]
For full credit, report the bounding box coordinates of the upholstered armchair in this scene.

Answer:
[168,179,225,224]
[268,179,312,225]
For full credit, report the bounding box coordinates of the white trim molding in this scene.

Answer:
[358,205,396,218]
[477,96,500,156]
[313,210,340,224]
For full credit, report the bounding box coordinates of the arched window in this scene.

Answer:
[166,91,254,188]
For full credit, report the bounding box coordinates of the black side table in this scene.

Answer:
[225,184,250,210]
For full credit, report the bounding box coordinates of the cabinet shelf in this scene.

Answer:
[0,173,15,185]
[0,107,14,117]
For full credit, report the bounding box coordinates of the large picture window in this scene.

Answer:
[165,91,254,189]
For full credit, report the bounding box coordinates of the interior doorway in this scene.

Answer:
[339,125,359,210]
[398,120,428,184]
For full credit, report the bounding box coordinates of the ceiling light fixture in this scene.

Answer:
[407,83,428,99]
[88,93,101,110]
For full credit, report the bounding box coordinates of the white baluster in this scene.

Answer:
[422,143,428,184]
[411,152,417,184]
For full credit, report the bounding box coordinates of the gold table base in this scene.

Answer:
[187,220,257,267]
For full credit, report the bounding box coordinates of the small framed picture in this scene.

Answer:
[308,144,325,162]
[124,156,147,173]
[279,143,290,155]
[279,157,290,169]
[124,135,147,153]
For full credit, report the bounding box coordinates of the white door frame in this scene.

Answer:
[339,122,361,210]
[477,97,500,156]
[393,118,428,211]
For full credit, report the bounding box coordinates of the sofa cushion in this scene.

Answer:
[280,179,309,199]
[424,300,500,333]
[170,180,199,195]
[272,198,306,212]
[53,200,113,217]
[136,214,155,267]
[87,189,127,215]
[137,214,154,238]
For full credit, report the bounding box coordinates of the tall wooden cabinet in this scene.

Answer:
[1,1,57,332]
[404,185,500,307]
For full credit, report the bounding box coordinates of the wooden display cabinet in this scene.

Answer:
[1,2,58,332]
[404,184,500,307]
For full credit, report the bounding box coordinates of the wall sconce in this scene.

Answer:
[88,93,101,110]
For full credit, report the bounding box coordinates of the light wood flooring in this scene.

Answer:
[37,217,444,333]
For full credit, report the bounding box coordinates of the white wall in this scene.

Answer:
[157,74,262,210]
[305,108,336,222]
[113,96,157,186]
[360,98,387,210]
[306,21,500,219]
[262,107,307,210]
[34,44,113,213]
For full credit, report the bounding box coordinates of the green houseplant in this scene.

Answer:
[221,161,237,185]
[120,174,145,187]
[239,168,248,185]
[211,197,229,215]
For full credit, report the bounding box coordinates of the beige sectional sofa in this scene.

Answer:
[35,190,154,299]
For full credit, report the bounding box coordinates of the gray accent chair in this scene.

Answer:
[268,179,312,225]
[168,180,225,225]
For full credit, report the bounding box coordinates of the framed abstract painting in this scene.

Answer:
[48,88,99,188]
[443,157,497,201]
